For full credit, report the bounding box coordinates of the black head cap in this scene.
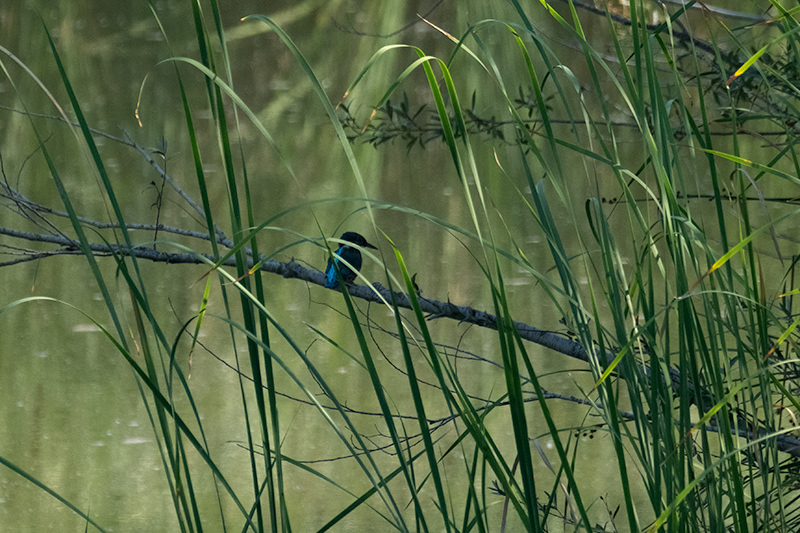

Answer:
[340,232,377,249]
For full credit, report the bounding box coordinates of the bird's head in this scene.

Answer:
[340,232,377,250]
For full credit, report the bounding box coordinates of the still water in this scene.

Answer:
[0,0,783,531]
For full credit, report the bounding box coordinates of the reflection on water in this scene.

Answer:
[1,1,536,529]
[2,0,769,530]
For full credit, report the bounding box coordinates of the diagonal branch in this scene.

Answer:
[2,221,799,457]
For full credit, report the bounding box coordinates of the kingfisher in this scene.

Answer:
[324,232,378,289]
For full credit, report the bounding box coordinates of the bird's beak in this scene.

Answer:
[365,242,378,249]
